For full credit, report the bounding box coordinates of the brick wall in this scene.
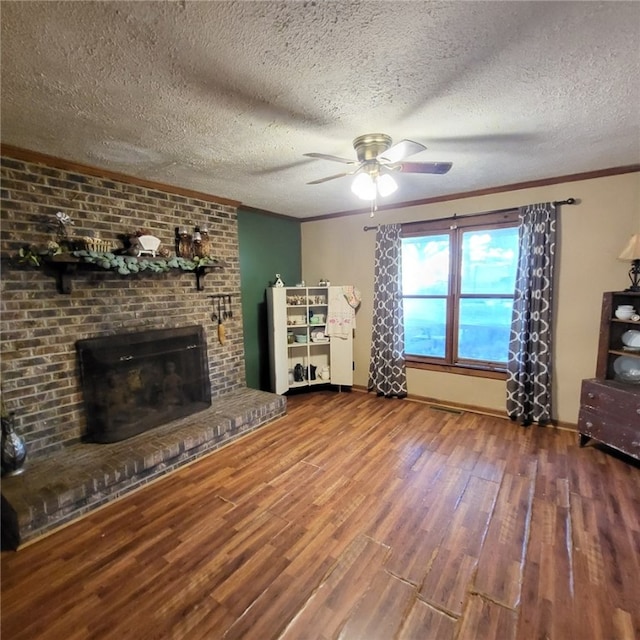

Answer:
[1,154,246,459]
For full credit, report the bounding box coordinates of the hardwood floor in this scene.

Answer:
[2,390,639,639]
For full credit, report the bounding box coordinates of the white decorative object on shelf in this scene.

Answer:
[136,235,161,257]
[311,328,328,342]
[621,330,640,348]
[613,355,640,383]
[615,305,635,320]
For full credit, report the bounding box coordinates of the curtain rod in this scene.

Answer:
[363,197,577,231]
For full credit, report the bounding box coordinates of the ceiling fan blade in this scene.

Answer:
[398,161,453,175]
[379,139,427,163]
[307,172,352,185]
[303,152,356,165]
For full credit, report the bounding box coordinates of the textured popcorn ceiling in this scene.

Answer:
[1,1,639,218]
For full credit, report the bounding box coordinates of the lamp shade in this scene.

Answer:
[618,234,640,261]
[351,171,398,201]
[351,172,376,200]
[376,173,398,197]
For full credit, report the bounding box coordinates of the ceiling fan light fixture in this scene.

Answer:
[376,173,398,197]
[306,132,452,200]
[351,172,376,200]
[351,172,397,200]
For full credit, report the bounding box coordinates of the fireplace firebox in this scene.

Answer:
[77,325,211,443]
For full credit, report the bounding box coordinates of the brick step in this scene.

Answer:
[1,388,286,546]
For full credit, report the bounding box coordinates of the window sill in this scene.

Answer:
[405,359,507,381]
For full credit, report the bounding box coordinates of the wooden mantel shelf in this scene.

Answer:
[44,253,226,294]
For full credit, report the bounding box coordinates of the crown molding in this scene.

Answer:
[302,164,640,222]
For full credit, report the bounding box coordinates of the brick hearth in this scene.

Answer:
[2,388,286,545]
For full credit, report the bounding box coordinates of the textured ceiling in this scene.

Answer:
[1,1,639,218]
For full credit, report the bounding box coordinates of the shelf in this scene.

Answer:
[44,253,225,293]
[609,349,640,358]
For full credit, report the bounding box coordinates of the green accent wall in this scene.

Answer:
[237,208,301,390]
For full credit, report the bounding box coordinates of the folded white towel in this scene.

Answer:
[326,286,357,339]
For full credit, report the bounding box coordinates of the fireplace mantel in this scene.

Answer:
[44,253,226,293]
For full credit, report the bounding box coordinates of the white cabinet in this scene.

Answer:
[266,286,353,394]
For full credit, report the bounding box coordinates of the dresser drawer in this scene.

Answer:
[578,379,640,460]
[580,379,640,429]
[578,407,640,459]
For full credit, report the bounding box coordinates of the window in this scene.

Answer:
[401,210,519,376]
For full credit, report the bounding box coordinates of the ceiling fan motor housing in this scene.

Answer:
[352,133,393,162]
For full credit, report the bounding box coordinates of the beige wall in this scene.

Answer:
[301,172,640,426]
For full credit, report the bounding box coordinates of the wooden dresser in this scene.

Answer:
[578,378,640,459]
[577,291,640,460]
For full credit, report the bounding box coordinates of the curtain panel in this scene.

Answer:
[368,224,407,398]
[506,202,557,425]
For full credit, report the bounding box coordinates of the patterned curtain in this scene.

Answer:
[506,202,557,426]
[368,224,407,398]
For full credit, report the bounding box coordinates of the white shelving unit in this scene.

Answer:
[266,286,353,394]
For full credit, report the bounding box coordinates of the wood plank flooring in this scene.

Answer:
[2,390,639,639]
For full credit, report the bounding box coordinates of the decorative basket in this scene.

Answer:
[82,237,114,253]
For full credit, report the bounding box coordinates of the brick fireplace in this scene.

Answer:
[0,150,285,544]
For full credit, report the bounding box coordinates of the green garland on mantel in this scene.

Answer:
[71,250,222,275]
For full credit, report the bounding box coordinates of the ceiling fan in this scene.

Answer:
[304,133,452,201]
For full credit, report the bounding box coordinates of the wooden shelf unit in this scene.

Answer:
[578,291,640,460]
[266,286,353,394]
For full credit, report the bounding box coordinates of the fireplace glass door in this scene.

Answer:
[77,325,211,443]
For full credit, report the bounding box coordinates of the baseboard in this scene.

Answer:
[352,385,578,431]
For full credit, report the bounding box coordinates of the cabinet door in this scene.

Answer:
[326,285,354,386]
[266,287,289,394]
[330,332,353,386]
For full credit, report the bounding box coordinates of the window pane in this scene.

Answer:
[401,235,450,295]
[457,298,513,363]
[403,298,447,358]
[460,227,519,294]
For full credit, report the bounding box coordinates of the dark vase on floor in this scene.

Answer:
[1,412,27,476]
